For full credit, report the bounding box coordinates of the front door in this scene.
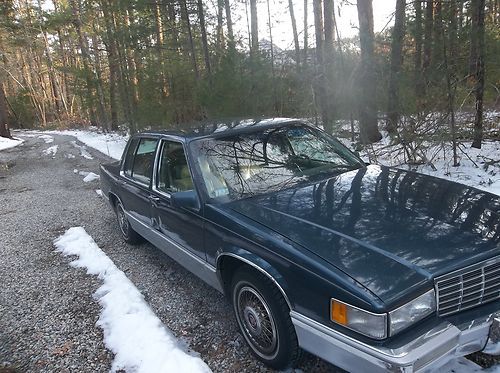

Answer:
[150,139,205,260]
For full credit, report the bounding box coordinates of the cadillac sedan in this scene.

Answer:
[100,118,500,372]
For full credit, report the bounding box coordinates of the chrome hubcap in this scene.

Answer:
[237,286,278,358]
[117,205,129,238]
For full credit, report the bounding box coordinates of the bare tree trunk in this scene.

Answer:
[52,0,70,108]
[433,0,443,61]
[387,0,406,135]
[225,0,235,49]
[216,0,225,52]
[448,0,458,65]
[123,6,140,112]
[69,0,98,126]
[442,13,459,166]
[303,0,308,64]
[180,0,199,79]
[357,0,382,143]
[471,0,486,149]
[0,82,11,138]
[288,0,301,67]
[422,0,433,88]
[250,0,259,52]
[37,0,67,116]
[414,0,424,99]
[107,0,135,131]
[323,0,335,132]
[197,0,212,75]
[154,0,169,100]
[100,0,121,129]
[267,0,277,111]
[313,0,329,129]
[91,28,109,130]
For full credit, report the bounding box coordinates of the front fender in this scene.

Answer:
[216,247,293,309]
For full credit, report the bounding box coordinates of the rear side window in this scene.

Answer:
[130,138,158,185]
[123,138,139,177]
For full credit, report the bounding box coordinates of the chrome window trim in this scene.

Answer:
[330,297,388,340]
[215,252,292,309]
[120,170,150,189]
[151,138,197,199]
[119,136,159,189]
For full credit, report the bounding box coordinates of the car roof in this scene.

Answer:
[140,117,306,141]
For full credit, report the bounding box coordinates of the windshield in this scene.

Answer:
[191,124,364,201]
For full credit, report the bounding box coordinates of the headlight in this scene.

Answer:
[389,289,436,336]
[330,299,387,339]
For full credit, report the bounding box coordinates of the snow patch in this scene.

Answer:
[0,136,23,151]
[51,129,128,160]
[42,145,58,156]
[83,172,99,182]
[38,134,54,143]
[54,227,212,373]
[71,140,93,159]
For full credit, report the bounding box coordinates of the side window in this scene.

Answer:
[157,141,194,193]
[130,138,158,185]
[123,138,139,177]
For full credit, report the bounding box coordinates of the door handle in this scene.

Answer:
[150,195,161,203]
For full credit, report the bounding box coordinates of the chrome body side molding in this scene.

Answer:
[126,212,224,293]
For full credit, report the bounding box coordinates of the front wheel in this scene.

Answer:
[231,268,301,369]
[115,201,141,244]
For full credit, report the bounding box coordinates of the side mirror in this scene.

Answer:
[171,190,200,211]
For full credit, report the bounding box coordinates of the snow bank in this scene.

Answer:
[54,227,212,373]
[54,130,128,160]
[352,137,500,197]
[0,136,23,151]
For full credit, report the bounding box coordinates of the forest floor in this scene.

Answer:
[0,128,499,373]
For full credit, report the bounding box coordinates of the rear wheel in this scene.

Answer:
[116,201,141,244]
[231,268,301,369]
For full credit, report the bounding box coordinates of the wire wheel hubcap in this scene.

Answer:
[117,205,129,238]
[236,286,278,358]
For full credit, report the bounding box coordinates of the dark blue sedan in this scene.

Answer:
[100,118,500,372]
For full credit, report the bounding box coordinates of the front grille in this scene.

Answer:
[435,256,500,316]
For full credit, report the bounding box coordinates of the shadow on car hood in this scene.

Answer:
[228,165,500,304]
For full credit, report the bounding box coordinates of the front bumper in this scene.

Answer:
[291,309,500,372]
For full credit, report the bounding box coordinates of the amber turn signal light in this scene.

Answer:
[331,300,348,325]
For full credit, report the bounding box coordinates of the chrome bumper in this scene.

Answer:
[291,311,500,373]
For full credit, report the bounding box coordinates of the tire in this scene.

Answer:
[115,201,141,244]
[231,268,301,370]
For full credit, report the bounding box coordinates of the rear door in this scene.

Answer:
[150,139,205,260]
[119,136,158,227]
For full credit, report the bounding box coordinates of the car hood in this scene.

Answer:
[227,165,500,304]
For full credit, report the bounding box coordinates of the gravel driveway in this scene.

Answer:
[0,133,339,372]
